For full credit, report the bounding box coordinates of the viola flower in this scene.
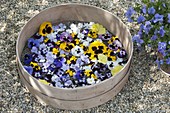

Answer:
[107,49,117,61]
[87,77,95,85]
[39,22,53,36]
[87,30,98,38]
[91,23,106,35]
[118,49,127,58]
[66,69,75,77]
[108,36,118,44]
[108,39,122,51]
[30,62,41,71]
[39,79,50,85]
[71,46,84,57]
[107,61,117,70]
[88,41,107,55]
[67,56,77,65]
[34,72,42,79]
[97,54,108,64]
[47,32,58,42]
[27,38,40,48]
[24,66,33,75]
[24,54,33,65]
[57,23,66,32]
[111,65,123,76]
[31,46,38,54]
[99,31,112,40]
[60,32,73,42]
[59,42,73,52]
[70,23,80,34]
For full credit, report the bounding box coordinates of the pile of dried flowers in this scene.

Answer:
[23,21,128,88]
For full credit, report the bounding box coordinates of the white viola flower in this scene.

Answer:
[87,77,95,85]
[71,46,84,57]
[77,33,84,39]
[95,38,103,43]
[47,32,57,42]
[70,23,80,34]
[82,37,93,47]
[82,66,92,70]
[80,55,90,64]
[84,22,94,29]
[77,23,83,29]
[66,29,73,34]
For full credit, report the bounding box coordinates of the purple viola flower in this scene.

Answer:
[148,6,155,15]
[168,14,170,23]
[153,14,164,23]
[82,29,89,35]
[143,21,152,34]
[132,35,144,44]
[151,35,158,41]
[99,32,112,40]
[166,57,170,65]
[118,49,127,58]
[137,15,146,23]
[108,39,122,51]
[24,54,33,65]
[37,36,44,43]
[24,66,33,75]
[158,26,165,37]
[61,75,73,87]
[58,23,66,31]
[27,38,40,48]
[60,32,73,42]
[142,5,147,14]
[74,70,84,81]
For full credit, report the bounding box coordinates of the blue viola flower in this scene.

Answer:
[158,26,165,37]
[168,14,170,23]
[137,15,146,23]
[132,35,144,44]
[148,6,155,15]
[142,5,147,14]
[27,38,40,48]
[74,70,84,81]
[53,58,62,68]
[24,66,33,75]
[153,13,164,23]
[166,57,170,65]
[31,46,38,54]
[24,54,33,65]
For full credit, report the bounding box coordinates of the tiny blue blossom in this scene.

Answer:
[143,21,152,34]
[153,13,164,23]
[151,35,158,41]
[148,6,155,15]
[137,15,146,23]
[158,26,165,37]
[168,14,170,23]
[142,5,147,14]
[132,35,144,44]
[166,58,170,65]
[125,7,135,22]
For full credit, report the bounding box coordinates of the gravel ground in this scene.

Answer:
[0,0,170,112]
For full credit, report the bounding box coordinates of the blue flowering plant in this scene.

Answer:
[126,0,170,68]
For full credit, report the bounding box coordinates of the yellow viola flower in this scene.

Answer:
[39,79,50,85]
[71,32,76,38]
[84,70,92,77]
[44,38,49,43]
[108,36,118,44]
[30,62,40,71]
[111,65,123,76]
[107,49,117,61]
[55,41,61,46]
[67,56,77,64]
[88,30,98,38]
[88,41,107,54]
[52,48,59,54]
[98,54,108,64]
[39,22,53,36]
[91,23,106,35]
[91,74,97,80]
[66,69,75,77]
